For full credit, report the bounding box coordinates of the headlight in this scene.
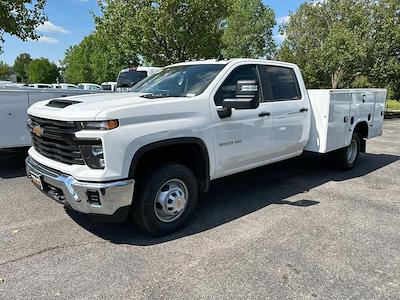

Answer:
[79,143,105,169]
[80,120,119,130]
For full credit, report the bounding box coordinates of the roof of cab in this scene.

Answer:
[168,58,299,69]
[120,66,161,72]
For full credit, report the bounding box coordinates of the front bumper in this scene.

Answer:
[25,157,134,222]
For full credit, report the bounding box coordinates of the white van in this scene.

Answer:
[78,83,102,91]
[52,83,79,90]
[101,82,117,91]
[0,81,19,88]
[29,83,53,89]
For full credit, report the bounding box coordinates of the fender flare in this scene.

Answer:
[128,137,211,192]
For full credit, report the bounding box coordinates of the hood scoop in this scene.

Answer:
[46,99,81,108]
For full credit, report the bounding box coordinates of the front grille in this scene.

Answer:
[28,116,85,165]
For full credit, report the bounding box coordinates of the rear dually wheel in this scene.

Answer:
[333,132,361,170]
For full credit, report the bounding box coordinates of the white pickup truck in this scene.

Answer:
[25,59,386,236]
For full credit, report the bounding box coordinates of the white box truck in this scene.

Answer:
[25,59,386,235]
[0,87,109,149]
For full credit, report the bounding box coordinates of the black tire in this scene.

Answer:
[333,132,361,171]
[132,163,198,236]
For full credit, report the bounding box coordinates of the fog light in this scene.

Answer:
[91,145,103,157]
[79,143,105,169]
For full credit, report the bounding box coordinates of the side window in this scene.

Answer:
[259,66,301,101]
[135,71,148,83]
[214,65,260,106]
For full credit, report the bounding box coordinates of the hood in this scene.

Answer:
[27,92,173,121]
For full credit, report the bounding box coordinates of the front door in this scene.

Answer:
[211,64,273,177]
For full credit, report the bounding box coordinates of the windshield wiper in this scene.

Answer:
[140,93,185,99]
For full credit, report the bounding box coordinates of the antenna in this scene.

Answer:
[216,54,224,61]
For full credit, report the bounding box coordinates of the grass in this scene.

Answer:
[386,99,400,111]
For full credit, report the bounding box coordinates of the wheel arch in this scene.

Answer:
[129,137,210,193]
[353,121,369,152]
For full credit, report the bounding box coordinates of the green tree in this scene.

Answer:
[13,53,32,83]
[0,0,47,53]
[277,0,371,89]
[350,75,373,88]
[94,0,142,68]
[89,33,130,83]
[63,36,96,84]
[319,25,366,88]
[222,0,276,59]
[0,61,12,80]
[63,33,127,84]
[368,0,400,99]
[95,0,228,66]
[26,58,59,83]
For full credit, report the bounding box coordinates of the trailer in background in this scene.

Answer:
[0,88,110,149]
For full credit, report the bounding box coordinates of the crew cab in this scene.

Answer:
[25,59,386,236]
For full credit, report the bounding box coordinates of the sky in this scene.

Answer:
[0,0,305,66]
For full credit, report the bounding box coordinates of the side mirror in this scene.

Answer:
[222,80,260,110]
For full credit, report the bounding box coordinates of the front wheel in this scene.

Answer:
[333,132,361,170]
[132,163,198,236]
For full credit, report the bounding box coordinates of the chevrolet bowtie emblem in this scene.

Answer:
[32,125,44,137]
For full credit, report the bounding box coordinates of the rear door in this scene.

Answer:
[258,65,310,158]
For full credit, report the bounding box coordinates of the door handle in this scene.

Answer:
[299,107,309,113]
[258,111,271,117]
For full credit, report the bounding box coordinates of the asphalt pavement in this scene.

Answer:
[0,120,399,299]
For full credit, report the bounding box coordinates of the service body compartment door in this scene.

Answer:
[325,91,352,151]
[370,90,386,138]
[351,91,375,128]
[306,90,353,153]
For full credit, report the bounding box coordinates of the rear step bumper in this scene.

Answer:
[25,156,134,222]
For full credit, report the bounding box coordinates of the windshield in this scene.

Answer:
[117,70,148,88]
[130,64,225,97]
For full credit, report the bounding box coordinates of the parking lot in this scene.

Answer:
[0,120,399,299]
